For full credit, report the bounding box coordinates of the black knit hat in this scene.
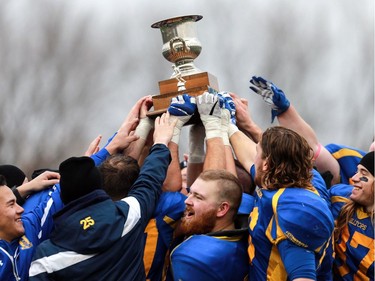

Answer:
[0,165,26,187]
[359,151,374,176]
[59,156,102,204]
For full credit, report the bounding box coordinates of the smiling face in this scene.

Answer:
[350,164,374,213]
[179,178,220,236]
[0,185,25,242]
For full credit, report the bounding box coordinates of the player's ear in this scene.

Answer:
[217,201,230,218]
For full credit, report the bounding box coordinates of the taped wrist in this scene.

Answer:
[169,115,189,144]
[221,109,230,146]
[135,117,153,140]
[228,123,239,138]
[201,115,222,139]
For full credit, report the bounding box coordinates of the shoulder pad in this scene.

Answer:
[329,184,352,219]
[276,189,334,251]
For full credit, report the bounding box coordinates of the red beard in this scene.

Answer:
[178,207,217,237]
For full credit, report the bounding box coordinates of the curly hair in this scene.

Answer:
[260,126,314,190]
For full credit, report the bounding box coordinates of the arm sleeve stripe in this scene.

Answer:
[29,251,96,276]
[38,196,54,239]
[121,196,141,237]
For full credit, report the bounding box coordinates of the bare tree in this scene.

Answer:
[0,0,373,176]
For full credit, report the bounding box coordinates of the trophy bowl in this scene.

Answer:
[151,15,203,77]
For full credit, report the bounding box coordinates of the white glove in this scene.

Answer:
[197,92,222,139]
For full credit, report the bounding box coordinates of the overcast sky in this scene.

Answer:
[0,0,373,172]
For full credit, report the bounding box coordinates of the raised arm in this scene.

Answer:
[187,123,205,188]
[249,76,341,185]
[126,96,154,161]
[197,91,225,170]
[229,92,262,143]
[162,94,196,192]
[16,171,60,202]
[127,112,177,222]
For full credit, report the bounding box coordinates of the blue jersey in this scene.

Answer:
[0,186,63,281]
[329,184,352,220]
[170,231,249,281]
[146,192,186,281]
[148,192,253,281]
[248,186,334,281]
[325,143,366,184]
[333,207,374,280]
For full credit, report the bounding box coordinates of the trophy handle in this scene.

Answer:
[169,37,190,54]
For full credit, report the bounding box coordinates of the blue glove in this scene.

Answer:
[249,76,290,123]
[168,94,197,144]
[218,91,236,124]
[168,93,197,117]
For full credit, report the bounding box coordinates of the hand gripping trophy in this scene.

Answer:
[147,15,219,121]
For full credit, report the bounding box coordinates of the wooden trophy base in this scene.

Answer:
[147,72,219,120]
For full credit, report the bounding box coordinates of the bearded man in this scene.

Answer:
[154,91,250,281]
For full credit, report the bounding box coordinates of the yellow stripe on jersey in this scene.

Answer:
[331,148,364,160]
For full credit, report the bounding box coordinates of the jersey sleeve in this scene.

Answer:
[127,144,172,225]
[22,183,64,243]
[325,143,366,184]
[277,239,316,280]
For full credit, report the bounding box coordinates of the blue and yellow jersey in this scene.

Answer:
[147,192,253,281]
[329,184,352,220]
[145,192,186,281]
[248,186,334,281]
[170,230,249,281]
[325,143,366,185]
[333,208,374,281]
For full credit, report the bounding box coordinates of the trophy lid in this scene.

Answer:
[151,15,203,29]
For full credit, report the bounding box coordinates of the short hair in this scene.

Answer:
[198,170,243,218]
[260,126,314,190]
[99,154,140,201]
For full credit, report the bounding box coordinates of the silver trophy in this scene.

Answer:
[148,15,219,120]
[151,15,203,78]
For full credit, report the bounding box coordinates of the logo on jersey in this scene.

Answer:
[349,218,367,231]
[19,236,33,250]
[80,216,95,230]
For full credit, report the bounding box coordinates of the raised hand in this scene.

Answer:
[153,112,177,146]
[84,135,102,156]
[197,91,222,139]
[134,96,154,141]
[17,170,60,198]
[218,91,236,124]
[249,76,290,123]
[167,94,196,144]
[168,94,196,124]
